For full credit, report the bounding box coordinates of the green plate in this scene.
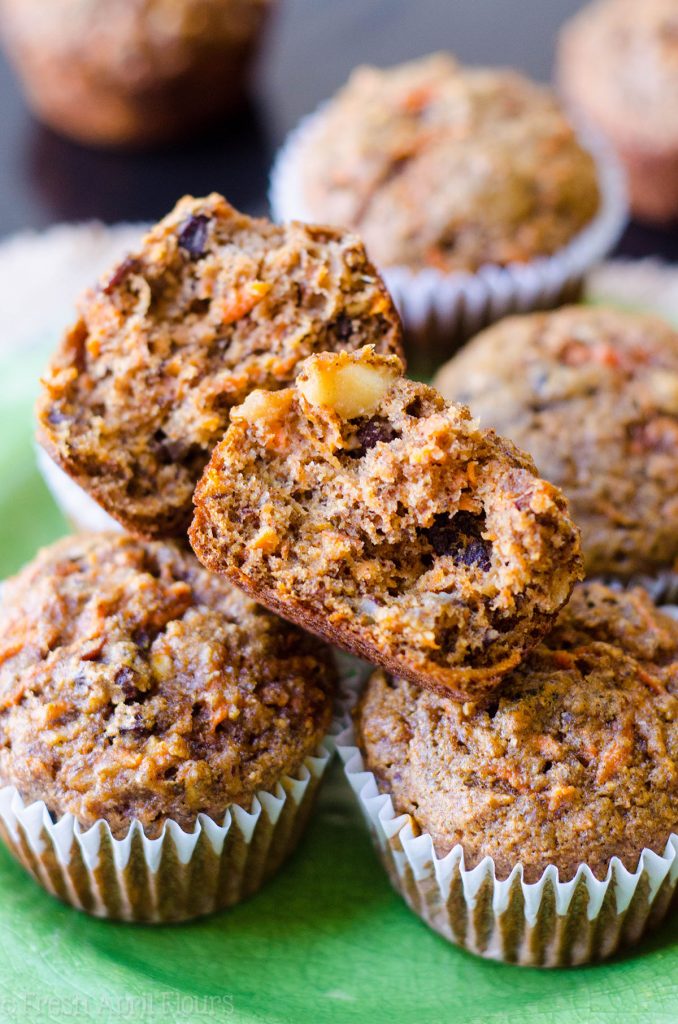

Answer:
[0,346,677,1024]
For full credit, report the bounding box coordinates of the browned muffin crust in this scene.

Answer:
[356,582,678,882]
[190,347,582,702]
[434,306,678,578]
[0,533,335,838]
[296,52,600,272]
[36,193,403,539]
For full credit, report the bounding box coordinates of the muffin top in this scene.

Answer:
[356,581,678,882]
[559,0,678,145]
[295,52,600,273]
[0,533,335,837]
[0,0,271,54]
[36,193,402,538]
[434,306,678,579]
[191,346,582,703]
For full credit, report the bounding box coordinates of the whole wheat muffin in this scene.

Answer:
[434,306,678,579]
[356,581,678,882]
[0,533,335,838]
[558,0,678,223]
[36,193,403,539]
[190,346,583,702]
[0,0,273,147]
[293,52,601,273]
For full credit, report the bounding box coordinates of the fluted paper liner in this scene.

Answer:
[0,739,332,923]
[337,720,677,966]
[269,104,628,373]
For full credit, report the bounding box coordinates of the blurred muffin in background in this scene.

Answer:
[278,52,601,275]
[271,53,626,373]
[0,0,274,148]
[559,0,678,224]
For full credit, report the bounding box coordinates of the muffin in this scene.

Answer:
[36,193,403,539]
[0,0,273,147]
[342,581,678,964]
[558,0,678,223]
[190,346,583,702]
[434,306,678,581]
[0,532,336,921]
[271,52,626,371]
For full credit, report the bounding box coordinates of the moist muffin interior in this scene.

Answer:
[36,192,403,538]
[356,582,678,882]
[0,533,335,838]
[434,305,678,578]
[190,347,582,701]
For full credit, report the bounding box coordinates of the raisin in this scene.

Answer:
[457,538,492,571]
[355,416,399,453]
[178,215,210,259]
[334,313,353,341]
[102,256,140,294]
[47,408,67,426]
[115,666,139,700]
[425,511,492,570]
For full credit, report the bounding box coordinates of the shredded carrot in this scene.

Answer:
[219,281,271,325]
[637,667,665,694]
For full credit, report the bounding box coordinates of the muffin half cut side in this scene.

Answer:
[36,193,403,539]
[190,346,583,701]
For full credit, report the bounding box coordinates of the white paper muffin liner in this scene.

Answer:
[0,643,363,925]
[0,737,332,923]
[37,446,122,534]
[336,697,677,967]
[269,105,628,372]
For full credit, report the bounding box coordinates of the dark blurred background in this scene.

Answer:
[0,0,676,258]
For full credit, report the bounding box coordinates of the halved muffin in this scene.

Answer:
[37,193,403,538]
[190,347,583,701]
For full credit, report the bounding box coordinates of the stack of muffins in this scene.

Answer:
[0,48,675,970]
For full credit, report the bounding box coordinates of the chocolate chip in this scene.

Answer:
[178,215,210,259]
[424,511,492,570]
[102,256,140,294]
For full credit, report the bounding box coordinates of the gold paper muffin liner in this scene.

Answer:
[336,720,677,967]
[0,738,332,923]
[270,106,628,376]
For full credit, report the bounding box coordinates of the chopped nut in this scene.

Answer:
[297,348,401,419]
[232,389,294,428]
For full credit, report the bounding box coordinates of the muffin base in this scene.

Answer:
[337,719,677,967]
[0,739,331,923]
[270,109,628,376]
[37,446,121,534]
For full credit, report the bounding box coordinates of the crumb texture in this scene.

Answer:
[191,347,582,701]
[36,193,403,537]
[0,533,335,837]
[435,306,678,578]
[297,53,600,272]
[356,582,678,882]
